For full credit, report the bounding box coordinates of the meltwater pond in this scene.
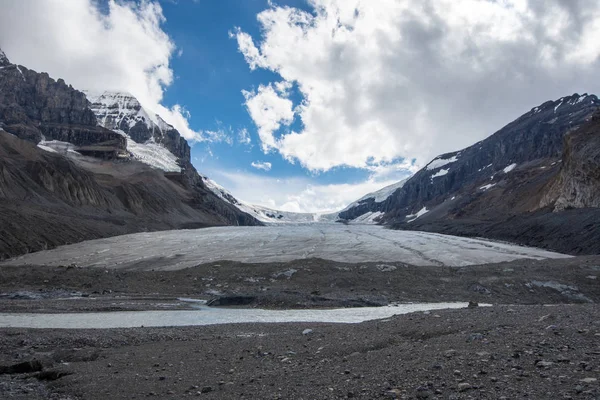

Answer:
[0,302,471,329]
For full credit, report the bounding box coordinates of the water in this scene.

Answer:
[0,302,472,329]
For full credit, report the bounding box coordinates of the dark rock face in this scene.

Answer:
[0,53,125,149]
[338,197,380,221]
[339,93,600,254]
[340,94,600,222]
[0,50,261,259]
[382,93,600,220]
[0,130,260,260]
[542,111,600,211]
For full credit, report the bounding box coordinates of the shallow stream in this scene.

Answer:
[0,302,471,329]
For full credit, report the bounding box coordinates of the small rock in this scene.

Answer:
[467,333,484,342]
[201,386,213,393]
[580,378,597,383]
[444,349,457,358]
[302,329,313,335]
[536,361,554,369]
[457,383,472,392]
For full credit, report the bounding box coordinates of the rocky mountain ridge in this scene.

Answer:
[338,94,600,255]
[541,111,600,211]
[0,49,261,259]
[341,93,600,222]
[0,51,125,150]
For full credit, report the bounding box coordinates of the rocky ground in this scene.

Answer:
[1,256,600,312]
[0,305,599,399]
[1,257,599,399]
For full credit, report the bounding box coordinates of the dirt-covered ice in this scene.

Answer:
[3,225,569,270]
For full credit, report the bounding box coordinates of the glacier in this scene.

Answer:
[3,225,570,271]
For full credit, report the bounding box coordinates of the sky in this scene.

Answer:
[1,0,600,212]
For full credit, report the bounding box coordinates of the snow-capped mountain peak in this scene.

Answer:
[84,90,172,134]
[83,90,193,173]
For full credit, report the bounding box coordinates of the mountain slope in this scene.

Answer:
[81,90,320,224]
[0,53,124,150]
[341,93,599,223]
[365,94,600,255]
[541,111,600,211]
[0,50,261,259]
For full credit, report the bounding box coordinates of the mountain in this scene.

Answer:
[84,91,191,166]
[541,111,600,211]
[340,93,600,254]
[81,90,332,224]
[0,52,124,150]
[0,49,260,260]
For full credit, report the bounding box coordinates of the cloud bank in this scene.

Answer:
[0,0,203,141]
[207,169,412,213]
[235,0,600,172]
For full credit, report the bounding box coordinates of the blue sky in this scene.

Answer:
[158,0,377,200]
[2,0,599,212]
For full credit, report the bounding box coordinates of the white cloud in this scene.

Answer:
[205,169,411,213]
[204,129,233,145]
[0,0,202,141]
[237,127,252,146]
[242,83,295,151]
[251,161,272,171]
[235,0,600,172]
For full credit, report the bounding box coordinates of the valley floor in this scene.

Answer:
[1,304,599,399]
[1,255,599,398]
[1,228,599,399]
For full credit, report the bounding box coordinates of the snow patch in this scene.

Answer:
[37,140,80,155]
[406,206,428,223]
[426,155,459,170]
[37,144,57,153]
[574,94,587,104]
[15,65,25,81]
[554,101,563,113]
[503,163,517,173]
[480,183,496,191]
[431,168,449,179]
[349,211,384,224]
[126,138,181,172]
